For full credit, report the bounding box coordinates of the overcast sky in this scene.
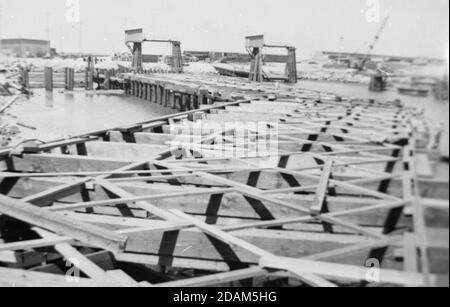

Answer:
[0,0,448,59]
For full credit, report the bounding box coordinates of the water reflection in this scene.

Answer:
[45,91,54,108]
[11,89,174,142]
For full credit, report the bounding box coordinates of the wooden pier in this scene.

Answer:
[0,73,448,287]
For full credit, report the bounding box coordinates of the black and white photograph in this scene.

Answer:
[0,0,448,292]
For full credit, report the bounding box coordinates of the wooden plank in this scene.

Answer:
[169,209,337,287]
[0,237,73,252]
[34,228,114,283]
[0,267,102,287]
[403,233,419,272]
[0,194,127,252]
[310,160,333,215]
[260,256,425,286]
[155,267,268,287]
[115,253,231,272]
[22,178,91,207]
[95,179,181,223]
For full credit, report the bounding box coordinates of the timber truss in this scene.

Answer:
[0,77,448,287]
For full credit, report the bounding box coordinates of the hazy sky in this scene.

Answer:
[0,0,448,59]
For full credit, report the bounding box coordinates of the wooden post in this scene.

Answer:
[164,90,169,107]
[132,42,143,72]
[44,67,53,91]
[169,91,175,109]
[286,47,298,84]
[171,42,183,73]
[159,86,164,105]
[146,84,151,101]
[249,48,263,82]
[152,85,157,103]
[175,93,181,111]
[85,56,94,91]
[65,68,75,91]
[103,70,111,90]
[142,82,147,100]
[20,67,30,92]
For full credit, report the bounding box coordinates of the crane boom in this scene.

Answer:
[359,15,390,70]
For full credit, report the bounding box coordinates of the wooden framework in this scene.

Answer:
[0,73,448,287]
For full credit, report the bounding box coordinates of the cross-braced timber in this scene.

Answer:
[0,73,448,287]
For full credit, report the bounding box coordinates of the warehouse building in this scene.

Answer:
[0,38,51,58]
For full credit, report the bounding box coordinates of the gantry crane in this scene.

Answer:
[125,28,183,73]
[246,35,298,84]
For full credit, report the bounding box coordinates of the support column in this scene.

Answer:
[285,47,298,84]
[169,91,175,109]
[171,42,183,73]
[146,84,151,101]
[85,56,95,91]
[65,68,75,91]
[132,42,143,72]
[44,67,53,92]
[20,67,30,92]
[103,69,111,90]
[249,48,263,82]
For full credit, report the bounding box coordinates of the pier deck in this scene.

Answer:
[0,73,448,287]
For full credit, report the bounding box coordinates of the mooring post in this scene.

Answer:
[44,67,53,91]
[85,56,95,91]
[20,67,30,92]
[64,68,75,91]
[103,69,111,90]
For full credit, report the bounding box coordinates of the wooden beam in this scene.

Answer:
[155,267,268,287]
[260,256,426,286]
[310,160,333,215]
[169,209,337,287]
[0,194,127,252]
[0,267,104,287]
[0,237,73,252]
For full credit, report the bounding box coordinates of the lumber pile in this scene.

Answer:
[0,73,448,287]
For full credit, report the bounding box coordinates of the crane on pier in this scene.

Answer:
[246,35,298,84]
[125,28,183,73]
[352,15,391,92]
[356,15,390,71]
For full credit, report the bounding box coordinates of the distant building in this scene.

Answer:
[0,38,51,58]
